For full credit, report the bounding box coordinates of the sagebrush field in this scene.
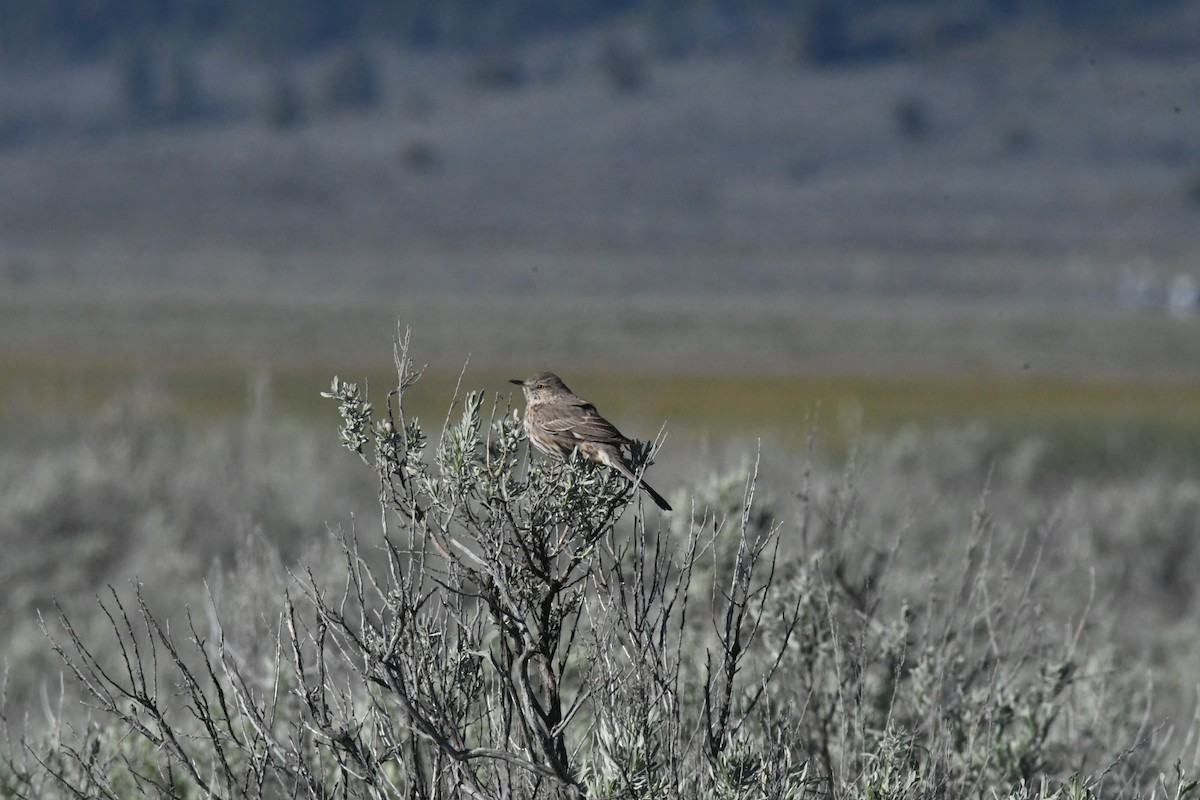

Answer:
[2,336,1199,797]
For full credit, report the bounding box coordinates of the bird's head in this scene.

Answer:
[509,372,570,404]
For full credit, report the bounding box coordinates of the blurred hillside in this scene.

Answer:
[2,0,1200,383]
[3,0,1198,62]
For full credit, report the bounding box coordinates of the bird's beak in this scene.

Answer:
[508,379,524,386]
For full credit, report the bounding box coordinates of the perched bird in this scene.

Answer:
[509,372,672,511]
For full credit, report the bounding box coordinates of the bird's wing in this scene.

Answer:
[539,401,632,446]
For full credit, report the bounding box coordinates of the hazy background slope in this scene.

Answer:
[5,32,1200,300]
[3,2,1200,296]
[2,1,1199,447]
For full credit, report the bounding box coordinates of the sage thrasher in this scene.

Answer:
[510,372,672,511]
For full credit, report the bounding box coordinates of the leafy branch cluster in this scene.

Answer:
[3,331,802,799]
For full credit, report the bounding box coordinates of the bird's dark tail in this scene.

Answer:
[640,481,673,512]
[611,458,672,512]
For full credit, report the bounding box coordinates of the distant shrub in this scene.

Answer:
[115,39,157,122]
[262,72,305,129]
[893,95,932,141]
[164,51,204,123]
[467,52,526,91]
[401,90,435,119]
[597,38,650,94]
[319,46,382,113]
[1184,174,1200,206]
[397,139,442,173]
[791,2,852,67]
[1003,124,1037,155]
[114,44,210,125]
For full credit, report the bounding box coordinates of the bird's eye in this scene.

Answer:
[535,384,545,390]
